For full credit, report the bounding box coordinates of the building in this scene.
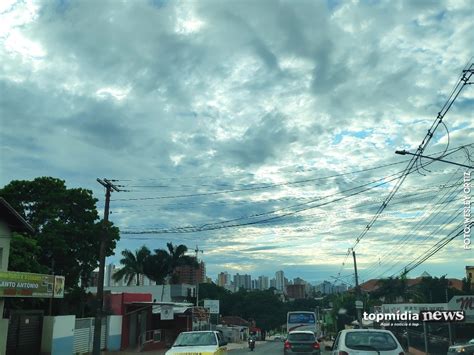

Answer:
[466,266,474,286]
[315,281,338,295]
[233,274,251,290]
[251,279,257,290]
[270,278,276,288]
[257,276,269,290]
[87,284,196,303]
[293,277,305,285]
[0,198,35,355]
[286,284,306,300]
[217,272,230,287]
[275,271,285,291]
[174,260,206,285]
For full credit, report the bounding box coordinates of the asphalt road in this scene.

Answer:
[230,340,331,355]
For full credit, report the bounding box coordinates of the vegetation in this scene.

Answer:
[115,243,198,286]
[1,177,120,316]
[113,246,151,286]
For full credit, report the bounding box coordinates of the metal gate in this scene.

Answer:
[73,317,107,354]
[6,311,43,355]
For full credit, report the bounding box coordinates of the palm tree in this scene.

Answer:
[143,243,198,300]
[112,246,151,286]
[166,243,198,283]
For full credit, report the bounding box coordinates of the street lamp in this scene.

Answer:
[395,150,474,169]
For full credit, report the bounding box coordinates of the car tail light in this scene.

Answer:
[284,340,291,349]
[313,342,320,349]
[338,352,349,355]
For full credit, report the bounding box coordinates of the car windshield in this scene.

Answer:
[346,332,398,351]
[288,333,315,341]
[173,332,217,347]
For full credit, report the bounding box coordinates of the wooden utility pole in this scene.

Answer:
[92,178,120,355]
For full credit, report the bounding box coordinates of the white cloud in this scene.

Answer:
[0,0,472,282]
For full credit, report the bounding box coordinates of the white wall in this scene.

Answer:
[0,223,11,271]
[52,315,75,339]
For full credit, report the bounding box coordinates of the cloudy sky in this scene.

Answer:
[1,0,473,285]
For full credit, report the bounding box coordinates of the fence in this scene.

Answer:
[73,317,107,354]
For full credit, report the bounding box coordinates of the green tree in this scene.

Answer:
[112,246,151,286]
[0,177,120,293]
[143,249,170,284]
[8,233,47,274]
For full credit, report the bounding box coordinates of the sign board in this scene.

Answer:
[382,303,447,314]
[204,299,220,314]
[0,271,64,298]
[53,276,65,298]
[161,305,174,320]
[355,300,363,309]
[448,295,474,323]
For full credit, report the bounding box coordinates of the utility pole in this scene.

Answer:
[446,288,453,345]
[194,245,204,307]
[194,246,203,331]
[352,249,362,328]
[92,178,120,355]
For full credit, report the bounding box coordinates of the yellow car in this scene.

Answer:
[165,331,228,355]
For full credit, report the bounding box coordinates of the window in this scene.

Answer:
[153,330,161,342]
[345,332,397,351]
[333,332,341,350]
[173,332,217,347]
[288,333,315,342]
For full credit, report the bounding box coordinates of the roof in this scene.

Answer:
[358,277,464,292]
[220,316,250,327]
[0,198,34,234]
[289,330,315,334]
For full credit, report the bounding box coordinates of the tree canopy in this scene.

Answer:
[0,177,120,291]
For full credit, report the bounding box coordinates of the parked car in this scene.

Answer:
[447,339,474,355]
[284,330,321,355]
[331,329,405,355]
[165,331,227,355]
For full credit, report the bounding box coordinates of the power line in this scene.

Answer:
[359,168,464,279]
[334,64,473,279]
[110,144,472,201]
[120,166,430,235]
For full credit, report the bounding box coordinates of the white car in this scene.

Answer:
[165,331,228,355]
[331,329,405,355]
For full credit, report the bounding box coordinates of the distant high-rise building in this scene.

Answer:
[258,276,269,290]
[174,259,206,285]
[315,280,344,295]
[233,273,252,290]
[251,279,257,290]
[287,284,306,299]
[276,271,285,291]
[217,272,230,287]
[270,278,276,289]
[293,277,305,285]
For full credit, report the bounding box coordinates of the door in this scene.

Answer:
[6,312,43,355]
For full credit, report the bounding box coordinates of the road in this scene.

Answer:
[230,340,331,354]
